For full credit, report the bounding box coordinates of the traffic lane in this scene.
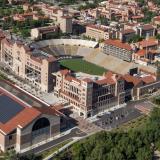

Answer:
[21,128,87,155]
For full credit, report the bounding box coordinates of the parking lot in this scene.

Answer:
[93,105,142,129]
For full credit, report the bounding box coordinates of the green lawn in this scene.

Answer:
[60,59,107,75]
[114,115,148,132]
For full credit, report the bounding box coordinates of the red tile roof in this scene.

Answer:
[97,71,123,85]
[104,71,114,77]
[142,24,154,30]
[38,26,58,34]
[83,78,93,83]
[65,75,81,83]
[46,55,57,62]
[123,74,142,86]
[0,89,41,134]
[60,69,70,75]
[105,39,132,51]
[96,72,116,85]
[138,39,158,48]
[0,107,41,134]
[135,49,146,56]
[0,88,59,135]
[96,77,115,85]
[87,24,108,32]
[153,16,160,21]
[132,15,144,19]
[139,68,156,76]
[121,29,135,35]
[141,76,155,84]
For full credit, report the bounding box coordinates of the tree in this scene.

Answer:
[4,150,19,160]
[141,7,157,23]
[99,16,108,25]
[156,34,160,40]
[19,154,42,160]
[136,147,152,160]
[128,35,144,43]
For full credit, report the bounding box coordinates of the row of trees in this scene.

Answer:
[151,0,160,6]
[78,3,97,10]
[3,150,42,160]
[141,7,157,23]
[54,107,160,160]
[0,0,8,7]
[137,0,160,7]
[128,35,144,43]
[1,18,50,37]
[135,1,157,23]
[0,7,23,17]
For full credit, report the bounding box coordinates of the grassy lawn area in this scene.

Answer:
[114,115,148,132]
[60,59,107,75]
[40,139,72,159]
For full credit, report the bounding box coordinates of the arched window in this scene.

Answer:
[32,117,50,132]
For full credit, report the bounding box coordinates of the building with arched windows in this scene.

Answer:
[0,87,61,153]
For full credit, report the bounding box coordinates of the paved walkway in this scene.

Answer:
[43,131,100,160]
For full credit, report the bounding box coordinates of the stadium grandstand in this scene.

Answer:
[32,39,98,58]
[32,39,156,75]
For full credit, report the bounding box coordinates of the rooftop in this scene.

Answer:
[0,87,41,134]
[104,39,132,51]
[141,24,154,31]
[87,24,108,32]
[121,29,135,35]
[0,92,24,124]
[74,72,104,81]
[123,71,156,86]
[58,69,122,85]
[138,39,158,48]
[37,25,58,34]
[135,49,146,56]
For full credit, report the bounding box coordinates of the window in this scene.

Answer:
[9,135,12,140]
[32,117,50,132]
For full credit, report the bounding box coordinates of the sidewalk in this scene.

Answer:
[43,131,99,160]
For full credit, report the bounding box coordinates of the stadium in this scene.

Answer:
[32,39,156,75]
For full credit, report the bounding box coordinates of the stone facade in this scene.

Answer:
[0,38,59,92]
[0,114,60,153]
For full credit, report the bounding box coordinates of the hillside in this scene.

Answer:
[54,107,160,160]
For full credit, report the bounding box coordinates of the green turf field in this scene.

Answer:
[60,59,107,75]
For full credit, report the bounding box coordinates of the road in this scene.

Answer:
[21,128,87,156]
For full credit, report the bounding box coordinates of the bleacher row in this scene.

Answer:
[40,44,94,57]
[35,39,98,48]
